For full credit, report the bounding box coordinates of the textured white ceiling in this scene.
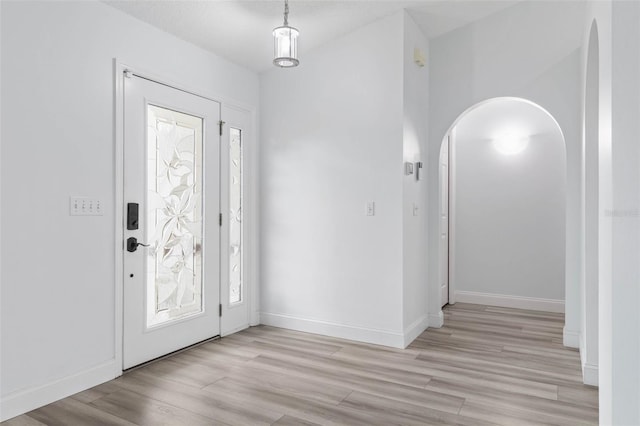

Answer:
[104,0,520,72]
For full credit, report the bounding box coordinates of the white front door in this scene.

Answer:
[440,137,450,307]
[123,74,221,369]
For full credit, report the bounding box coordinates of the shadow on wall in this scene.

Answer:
[438,97,567,313]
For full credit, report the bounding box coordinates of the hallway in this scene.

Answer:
[7,304,597,425]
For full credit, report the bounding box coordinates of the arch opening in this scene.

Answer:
[437,97,567,318]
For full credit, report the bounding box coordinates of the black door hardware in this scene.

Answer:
[127,203,139,230]
[127,237,149,252]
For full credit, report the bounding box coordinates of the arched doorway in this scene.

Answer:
[438,97,567,314]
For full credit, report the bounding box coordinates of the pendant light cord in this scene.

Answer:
[283,0,289,26]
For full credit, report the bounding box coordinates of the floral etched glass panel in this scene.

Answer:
[229,128,243,304]
[146,104,203,327]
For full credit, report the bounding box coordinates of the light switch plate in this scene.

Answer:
[70,197,104,216]
[405,162,414,175]
[413,203,419,216]
[366,201,375,216]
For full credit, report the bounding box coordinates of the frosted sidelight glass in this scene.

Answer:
[229,128,243,304]
[146,105,203,327]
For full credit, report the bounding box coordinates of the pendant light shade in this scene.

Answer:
[273,0,299,68]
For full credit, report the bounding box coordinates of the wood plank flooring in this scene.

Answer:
[5,303,598,425]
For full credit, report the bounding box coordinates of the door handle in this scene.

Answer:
[126,237,150,252]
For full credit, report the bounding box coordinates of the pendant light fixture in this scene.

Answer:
[273,0,299,68]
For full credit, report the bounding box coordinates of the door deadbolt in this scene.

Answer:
[127,203,139,230]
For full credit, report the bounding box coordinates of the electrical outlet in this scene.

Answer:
[366,201,375,216]
[70,197,104,216]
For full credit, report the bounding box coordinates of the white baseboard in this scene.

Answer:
[260,312,404,348]
[563,327,580,348]
[250,308,260,327]
[0,359,118,422]
[249,312,260,327]
[579,335,598,386]
[403,315,429,348]
[582,362,599,386]
[455,291,565,313]
[428,311,444,328]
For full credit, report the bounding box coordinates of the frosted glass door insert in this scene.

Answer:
[124,74,220,369]
[147,105,203,327]
[229,128,243,304]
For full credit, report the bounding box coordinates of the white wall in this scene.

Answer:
[0,1,258,420]
[402,12,430,341]
[608,1,640,423]
[259,13,406,346]
[259,11,434,349]
[452,99,566,305]
[578,0,614,418]
[427,0,584,340]
[578,1,640,418]
[580,18,600,386]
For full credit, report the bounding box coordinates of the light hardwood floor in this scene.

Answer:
[5,303,598,425]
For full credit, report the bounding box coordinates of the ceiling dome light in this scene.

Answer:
[273,0,299,68]
[493,132,529,155]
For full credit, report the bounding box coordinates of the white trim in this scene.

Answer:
[455,291,565,313]
[260,312,405,348]
[0,360,117,422]
[579,334,599,386]
[249,105,260,327]
[113,60,125,375]
[403,315,429,347]
[438,134,452,307]
[220,105,254,335]
[114,58,253,112]
[428,310,444,328]
[448,128,457,304]
[582,362,599,386]
[563,327,581,348]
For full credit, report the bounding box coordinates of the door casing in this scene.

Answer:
[439,130,457,307]
[122,74,221,369]
[113,59,258,375]
[439,136,450,307]
[219,105,253,335]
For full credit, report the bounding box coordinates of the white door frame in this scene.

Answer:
[438,131,457,307]
[439,136,450,307]
[113,59,258,375]
[220,104,254,336]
